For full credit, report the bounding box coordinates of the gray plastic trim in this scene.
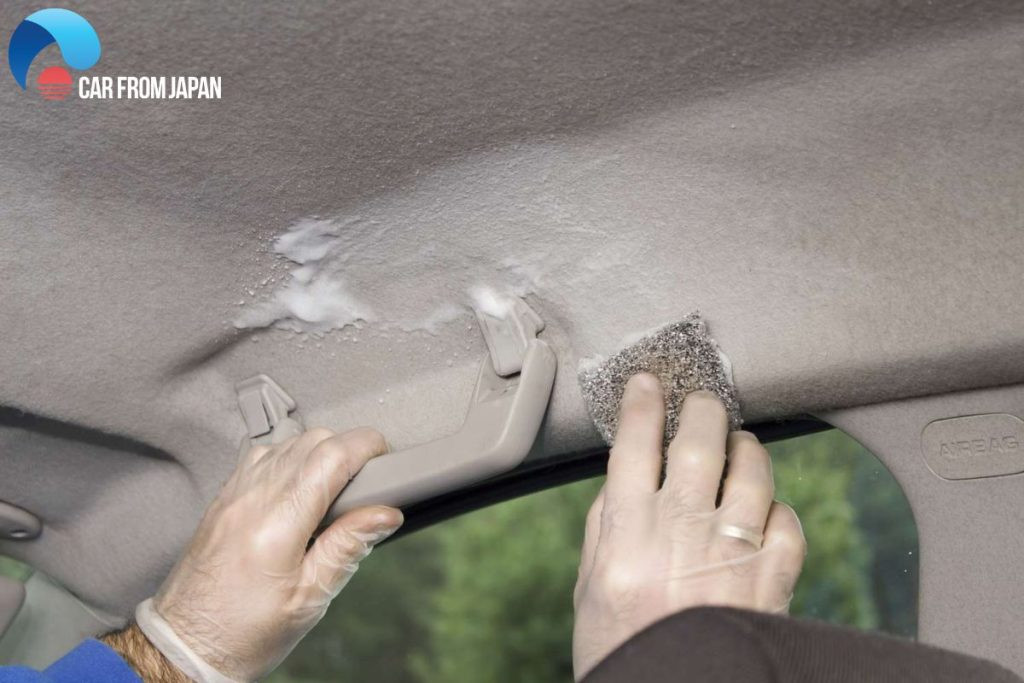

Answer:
[236,374,298,439]
[0,573,124,667]
[0,577,24,640]
[0,502,41,542]
[475,299,545,377]
[819,383,1024,675]
[326,338,557,519]
[920,414,1024,480]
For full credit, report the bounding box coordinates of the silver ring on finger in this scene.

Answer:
[717,523,764,550]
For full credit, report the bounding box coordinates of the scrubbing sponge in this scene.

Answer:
[578,313,742,447]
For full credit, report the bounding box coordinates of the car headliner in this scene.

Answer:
[1,0,1023,617]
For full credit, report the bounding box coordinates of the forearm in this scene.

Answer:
[100,624,190,683]
[583,607,1022,683]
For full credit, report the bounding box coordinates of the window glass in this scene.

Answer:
[266,427,919,682]
[0,558,29,583]
[771,430,917,637]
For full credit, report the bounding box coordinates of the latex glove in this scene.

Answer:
[138,426,403,682]
[572,374,806,680]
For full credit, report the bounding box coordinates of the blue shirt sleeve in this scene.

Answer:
[0,639,141,683]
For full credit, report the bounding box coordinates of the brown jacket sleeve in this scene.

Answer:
[583,607,1021,683]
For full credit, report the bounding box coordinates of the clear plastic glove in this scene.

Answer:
[572,374,806,680]
[139,426,403,682]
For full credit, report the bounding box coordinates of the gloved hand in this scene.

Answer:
[136,426,403,682]
[572,374,806,680]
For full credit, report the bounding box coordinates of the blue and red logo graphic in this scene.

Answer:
[8,8,100,100]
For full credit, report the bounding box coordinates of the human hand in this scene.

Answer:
[572,374,806,680]
[137,426,403,682]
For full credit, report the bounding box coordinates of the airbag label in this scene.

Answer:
[921,413,1024,480]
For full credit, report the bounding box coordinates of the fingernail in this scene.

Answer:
[376,519,403,539]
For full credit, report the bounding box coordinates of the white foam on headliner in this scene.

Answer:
[231,148,633,336]
[233,212,541,333]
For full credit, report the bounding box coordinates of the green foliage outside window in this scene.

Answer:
[0,557,29,583]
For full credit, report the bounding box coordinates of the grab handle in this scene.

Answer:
[238,298,557,522]
[326,335,556,518]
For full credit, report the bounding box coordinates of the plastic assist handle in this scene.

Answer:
[324,338,557,520]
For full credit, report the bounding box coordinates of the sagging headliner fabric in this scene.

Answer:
[1,0,1023,615]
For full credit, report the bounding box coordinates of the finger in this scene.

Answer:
[257,427,334,485]
[270,427,336,472]
[581,485,606,572]
[756,502,806,612]
[606,373,665,501]
[717,431,774,534]
[575,485,605,608]
[663,390,728,511]
[270,416,305,443]
[303,505,403,601]
[291,426,337,455]
[292,427,391,531]
[237,437,269,462]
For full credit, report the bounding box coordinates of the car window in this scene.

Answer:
[0,558,29,583]
[266,427,918,682]
[771,430,917,637]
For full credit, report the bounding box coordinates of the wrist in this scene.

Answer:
[100,623,191,683]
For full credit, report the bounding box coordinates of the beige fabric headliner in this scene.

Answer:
[1,0,1023,614]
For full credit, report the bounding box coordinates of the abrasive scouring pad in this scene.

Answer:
[578,313,742,447]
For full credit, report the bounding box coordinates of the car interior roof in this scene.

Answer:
[1,0,1023,620]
